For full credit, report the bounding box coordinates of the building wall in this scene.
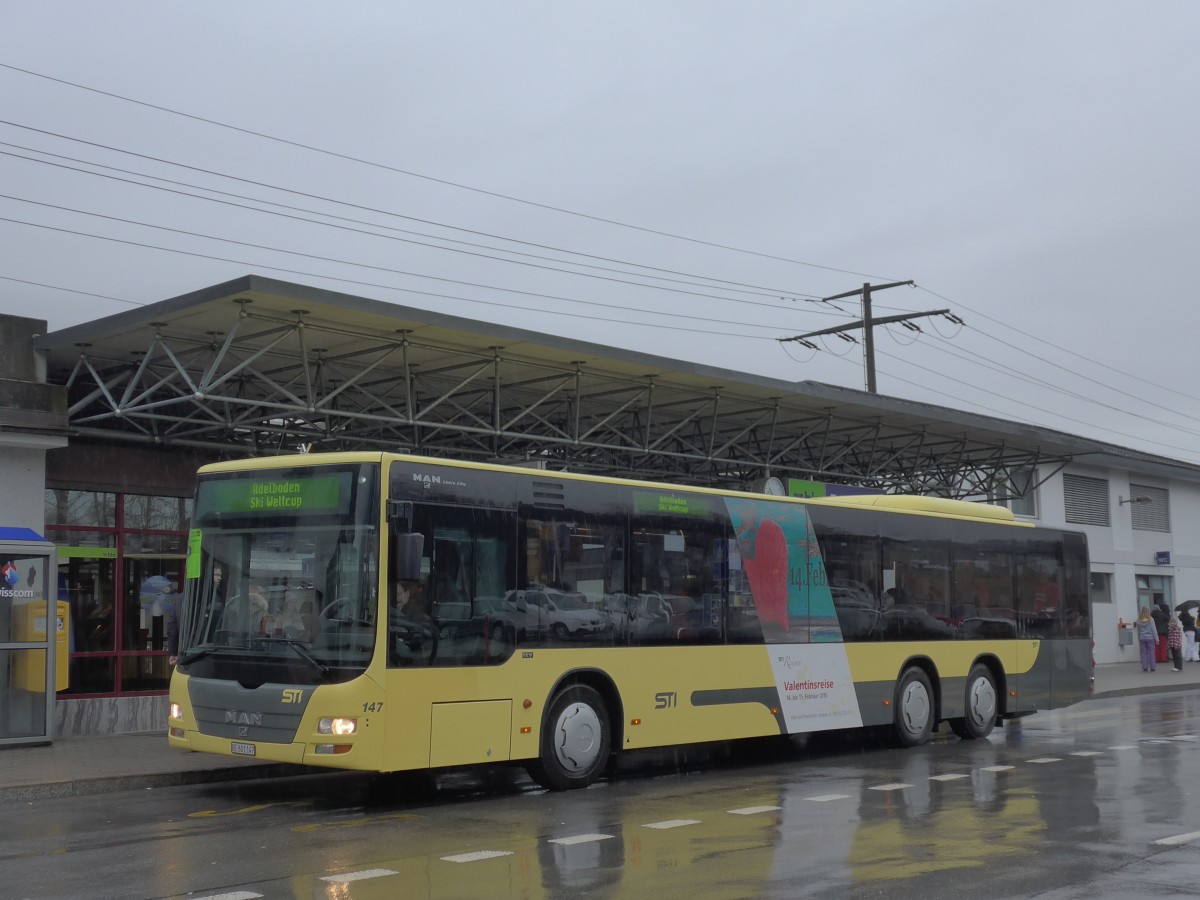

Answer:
[1030,466,1200,666]
[46,439,215,496]
[0,315,69,743]
[1,444,51,536]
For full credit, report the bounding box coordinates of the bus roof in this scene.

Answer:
[197,451,1025,526]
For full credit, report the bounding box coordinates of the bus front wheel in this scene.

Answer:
[948,664,997,740]
[893,667,934,747]
[529,684,611,791]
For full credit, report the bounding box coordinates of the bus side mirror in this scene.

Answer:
[394,533,424,582]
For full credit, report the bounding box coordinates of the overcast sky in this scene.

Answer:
[4,3,1200,464]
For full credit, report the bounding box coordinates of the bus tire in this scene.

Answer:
[949,664,997,740]
[893,666,934,747]
[529,684,611,791]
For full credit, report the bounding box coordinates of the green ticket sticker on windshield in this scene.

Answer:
[187,528,202,579]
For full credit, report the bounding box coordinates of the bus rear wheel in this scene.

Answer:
[949,664,997,740]
[528,684,611,791]
[893,667,934,747]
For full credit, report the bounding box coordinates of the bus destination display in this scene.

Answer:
[198,473,349,516]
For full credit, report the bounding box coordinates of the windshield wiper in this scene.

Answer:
[177,641,254,665]
[256,637,332,677]
[177,647,214,665]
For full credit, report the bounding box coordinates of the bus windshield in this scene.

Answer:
[179,463,380,683]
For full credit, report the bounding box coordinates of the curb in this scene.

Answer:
[1091,682,1200,702]
[0,762,311,803]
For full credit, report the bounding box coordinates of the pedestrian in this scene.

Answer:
[1181,606,1198,662]
[1151,603,1169,664]
[1168,615,1185,671]
[1136,606,1158,672]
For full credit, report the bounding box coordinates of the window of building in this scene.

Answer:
[1129,484,1170,532]
[1136,574,1173,615]
[1090,572,1112,604]
[992,466,1038,517]
[45,490,117,529]
[1063,474,1110,527]
[44,489,190,697]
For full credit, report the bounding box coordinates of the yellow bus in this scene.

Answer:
[168,452,1091,790]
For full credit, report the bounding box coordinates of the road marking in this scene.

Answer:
[1069,751,1103,757]
[320,869,398,883]
[981,765,1014,772]
[929,774,970,782]
[869,783,913,792]
[1026,757,1062,764]
[1154,831,1200,846]
[805,794,851,802]
[190,893,263,900]
[644,819,702,830]
[441,850,515,863]
[729,805,781,815]
[1108,745,1137,750]
[190,803,279,819]
[547,834,614,846]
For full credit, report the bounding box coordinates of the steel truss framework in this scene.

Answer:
[39,282,1085,499]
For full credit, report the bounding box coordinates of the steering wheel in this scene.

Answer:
[319,597,355,623]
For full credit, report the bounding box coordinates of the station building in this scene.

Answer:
[2,275,1197,738]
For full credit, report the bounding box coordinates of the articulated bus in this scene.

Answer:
[168,452,1092,790]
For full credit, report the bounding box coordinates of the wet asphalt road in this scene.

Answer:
[6,689,1200,900]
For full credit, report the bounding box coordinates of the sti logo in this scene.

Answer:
[1,562,18,588]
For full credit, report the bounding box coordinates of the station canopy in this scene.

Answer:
[35,275,1200,498]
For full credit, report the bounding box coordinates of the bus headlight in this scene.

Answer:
[169,703,183,720]
[318,717,357,736]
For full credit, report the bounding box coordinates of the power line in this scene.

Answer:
[0,142,839,314]
[0,274,140,307]
[874,346,1200,459]
[0,63,897,281]
[0,125,827,304]
[1,193,848,336]
[917,329,1200,439]
[0,216,791,340]
[917,283,1200,408]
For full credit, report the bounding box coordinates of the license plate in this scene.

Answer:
[230,741,256,757]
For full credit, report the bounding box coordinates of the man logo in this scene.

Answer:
[282,689,304,704]
[224,710,263,727]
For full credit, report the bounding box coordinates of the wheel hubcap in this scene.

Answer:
[967,677,996,728]
[900,681,930,735]
[554,702,601,774]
